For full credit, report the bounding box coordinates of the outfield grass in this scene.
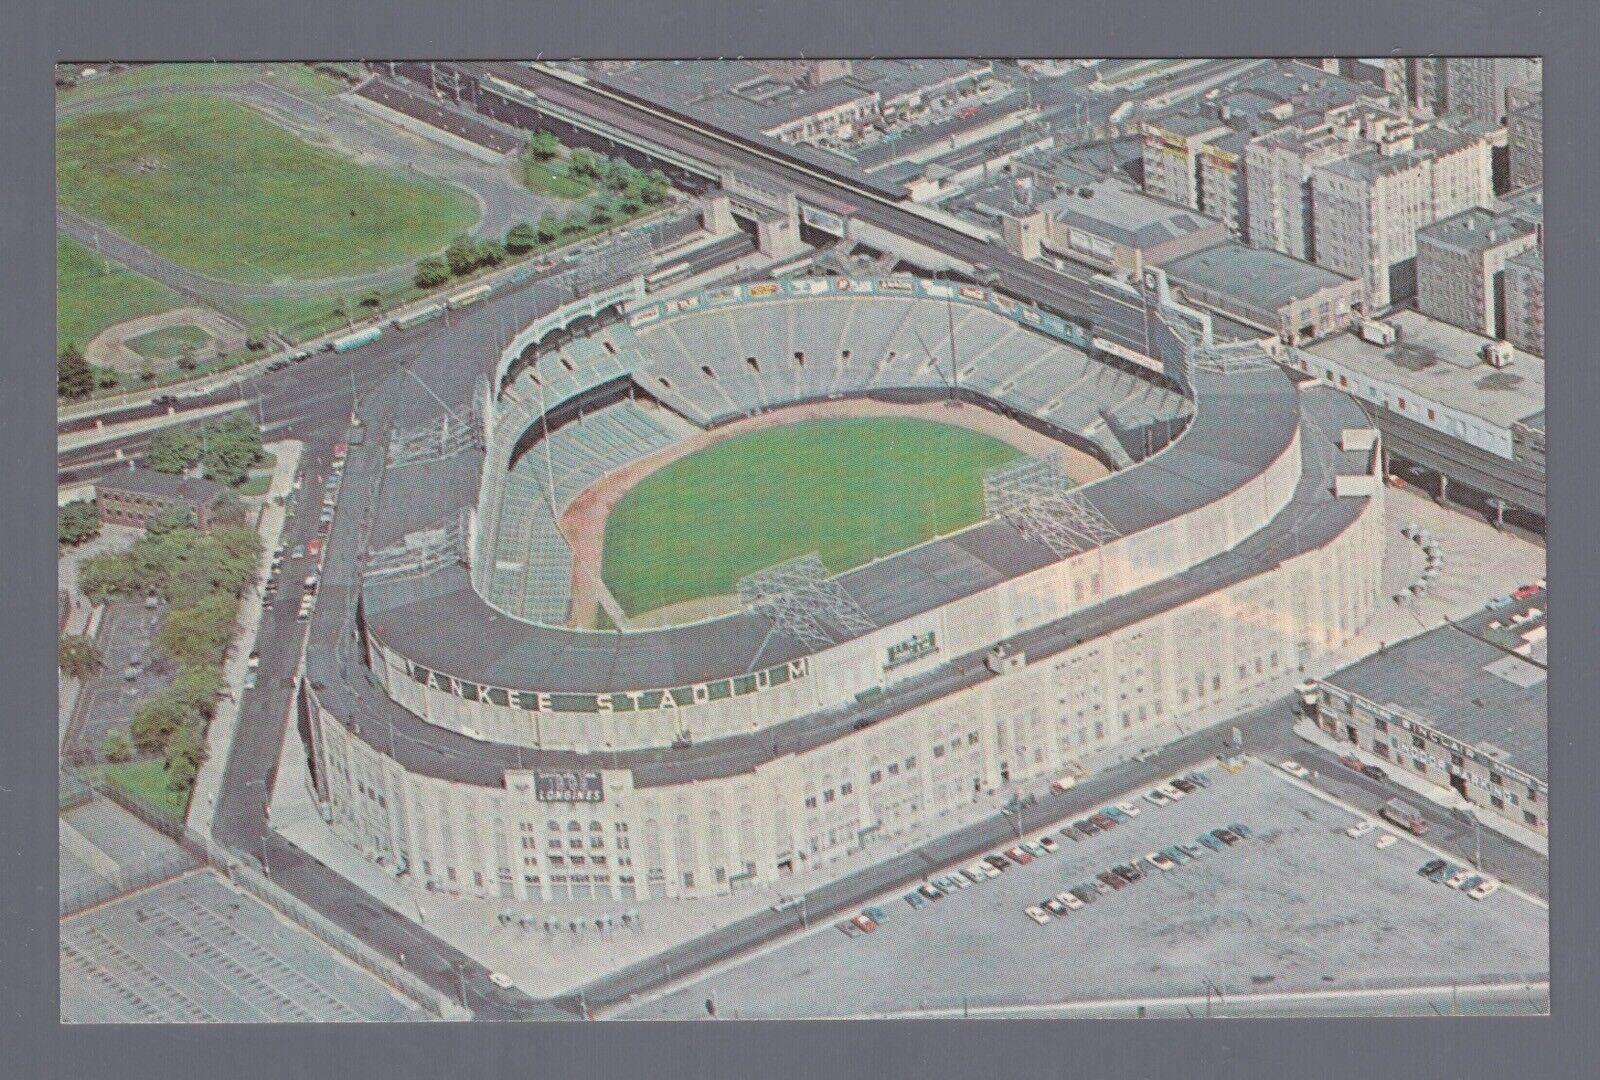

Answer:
[57,234,185,353]
[97,758,189,821]
[125,323,210,360]
[601,418,1022,617]
[57,94,479,284]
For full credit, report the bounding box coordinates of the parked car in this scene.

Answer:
[1115,801,1142,818]
[1057,890,1085,911]
[1005,846,1034,865]
[1418,858,1448,878]
[488,971,514,989]
[1089,813,1118,830]
[1168,778,1199,795]
[1228,823,1253,840]
[984,854,1012,872]
[1361,764,1389,782]
[1037,836,1060,854]
[904,891,928,910]
[1279,760,1312,780]
[1096,871,1126,891]
[1043,897,1069,916]
[1075,818,1101,835]
[1089,877,1113,895]
[1162,846,1190,865]
[973,861,1001,879]
[1101,806,1129,824]
[1024,906,1051,925]
[1468,878,1502,900]
[1198,832,1226,852]
[247,650,261,670]
[1147,851,1178,871]
[1021,841,1047,860]
[1178,843,1205,861]
[291,545,305,560]
[1346,820,1376,839]
[1426,862,1458,884]
[1184,770,1212,789]
[243,670,257,690]
[152,394,179,407]
[1070,885,1099,905]
[918,883,944,902]
[1113,864,1142,884]
[1375,833,1398,850]
[1445,867,1474,889]
[852,914,878,933]
[1059,825,1085,842]
[1213,829,1241,846]
[1338,755,1365,773]
[837,920,864,938]
[863,906,889,925]
[1156,783,1185,802]
[1144,789,1172,807]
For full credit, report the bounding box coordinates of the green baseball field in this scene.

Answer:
[56,93,478,283]
[600,417,1024,619]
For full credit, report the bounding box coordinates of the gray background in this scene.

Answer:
[3,0,1592,1076]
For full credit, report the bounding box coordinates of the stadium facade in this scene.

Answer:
[302,272,1387,903]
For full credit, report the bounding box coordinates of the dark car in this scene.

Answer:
[1170,777,1199,794]
[1418,858,1448,878]
[918,883,945,902]
[1184,771,1212,789]
[1213,829,1241,846]
[1059,825,1084,842]
[904,891,928,910]
[1074,818,1101,836]
[1097,871,1127,891]
[1338,755,1364,772]
[1228,822,1254,840]
[1198,832,1226,852]
[1361,764,1389,782]
[1089,813,1118,831]
[152,394,178,407]
[1070,885,1098,905]
[984,854,1012,872]
[1043,897,1069,916]
[1113,864,1142,884]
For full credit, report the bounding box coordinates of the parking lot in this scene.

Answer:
[618,762,1548,1019]
[61,871,427,1023]
[64,600,169,763]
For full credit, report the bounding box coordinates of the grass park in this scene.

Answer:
[56,234,185,354]
[600,417,1023,618]
[56,93,479,284]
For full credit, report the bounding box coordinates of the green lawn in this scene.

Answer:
[57,234,185,353]
[125,323,211,360]
[601,417,1022,617]
[57,93,479,284]
[97,758,189,821]
[520,156,595,200]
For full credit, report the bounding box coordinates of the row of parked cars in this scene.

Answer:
[1417,858,1501,901]
[835,770,1220,937]
[1023,820,1252,925]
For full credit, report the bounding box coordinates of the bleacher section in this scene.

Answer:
[485,402,678,623]
[477,294,1193,627]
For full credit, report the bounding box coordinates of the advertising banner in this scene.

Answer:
[535,770,605,803]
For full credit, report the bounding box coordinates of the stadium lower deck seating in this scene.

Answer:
[481,295,1193,625]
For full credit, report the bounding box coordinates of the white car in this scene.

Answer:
[1279,760,1312,780]
[1346,820,1376,839]
[488,972,515,989]
[1468,878,1502,900]
[1156,783,1185,801]
[1146,851,1177,871]
[1445,868,1475,889]
[1056,890,1085,911]
[1116,801,1142,818]
[1375,833,1399,850]
[1024,905,1051,926]
[972,862,1000,880]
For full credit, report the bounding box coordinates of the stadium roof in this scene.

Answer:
[1323,591,1547,784]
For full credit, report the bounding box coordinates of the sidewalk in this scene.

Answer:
[59,400,248,454]
[187,440,303,835]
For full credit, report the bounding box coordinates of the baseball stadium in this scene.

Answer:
[301,262,1387,903]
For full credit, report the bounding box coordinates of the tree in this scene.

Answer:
[619,197,643,216]
[641,169,672,205]
[475,240,506,268]
[102,727,133,763]
[414,256,450,289]
[603,159,639,193]
[445,237,480,278]
[164,720,206,793]
[95,367,120,390]
[58,345,94,400]
[58,634,103,682]
[78,550,145,603]
[176,345,199,371]
[527,130,561,161]
[146,505,197,537]
[589,202,614,227]
[504,221,536,254]
[130,688,193,753]
[58,499,100,546]
[155,592,238,668]
[145,427,202,475]
[199,412,264,487]
[568,148,601,179]
[535,214,560,244]
[359,290,384,311]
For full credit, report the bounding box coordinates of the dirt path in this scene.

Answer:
[84,306,247,374]
[557,398,1111,629]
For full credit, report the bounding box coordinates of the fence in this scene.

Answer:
[59,842,199,918]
